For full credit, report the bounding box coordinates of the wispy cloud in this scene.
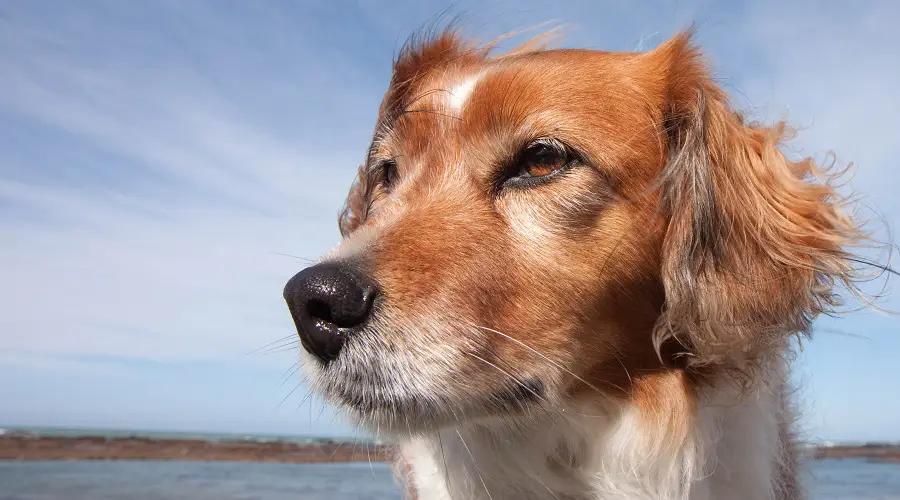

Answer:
[0,1,378,366]
[734,1,900,194]
[1,0,898,438]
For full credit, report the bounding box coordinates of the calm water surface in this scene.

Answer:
[1,459,898,499]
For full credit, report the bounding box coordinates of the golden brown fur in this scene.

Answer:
[306,26,879,499]
[653,33,867,384]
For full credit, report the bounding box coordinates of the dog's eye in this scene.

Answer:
[378,159,399,190]
[502,140,575,189]
[519,143,567,177]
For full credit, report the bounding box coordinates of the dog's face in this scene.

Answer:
[283,31,862,434]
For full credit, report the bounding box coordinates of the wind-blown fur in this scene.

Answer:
[654,34,869,386]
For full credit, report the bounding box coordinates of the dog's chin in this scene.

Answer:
[321,378,549,437]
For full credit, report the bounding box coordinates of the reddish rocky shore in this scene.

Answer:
[813,444,900,463]
[2,434,899,464]
[0,434,394,463]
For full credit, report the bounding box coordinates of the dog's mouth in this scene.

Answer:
[288,292,560,433]
[322,371,548,432]
[491,378,546,408]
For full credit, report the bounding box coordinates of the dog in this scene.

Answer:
[283,28,873,499]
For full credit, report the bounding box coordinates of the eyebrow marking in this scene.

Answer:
[448,74,482,111]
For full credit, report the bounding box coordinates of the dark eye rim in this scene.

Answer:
[371,157,399,190]
[499,138,581,190]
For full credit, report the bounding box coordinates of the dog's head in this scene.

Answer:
[283,29,865,434]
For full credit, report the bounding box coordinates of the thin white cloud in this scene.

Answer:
[0,0,897,439]
[733,1,900,193]
[2,0,897,363]
[0,2,371,367]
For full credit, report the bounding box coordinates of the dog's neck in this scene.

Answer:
[395,371,798,500]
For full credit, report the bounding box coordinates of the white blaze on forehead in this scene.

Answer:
[448,73,482,111]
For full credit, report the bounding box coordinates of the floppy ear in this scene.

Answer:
[649,33,866,381]
[338,165,369,237]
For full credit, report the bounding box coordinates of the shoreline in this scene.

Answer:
[814,444,900,463]
[2,435,899,464]
[0,434,393,463]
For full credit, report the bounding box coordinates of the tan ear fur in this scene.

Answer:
[649,32,869,383]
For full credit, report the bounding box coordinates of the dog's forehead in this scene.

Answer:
[394,51,573,116]
[373,49,661,179]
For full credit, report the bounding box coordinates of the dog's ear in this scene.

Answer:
[338,165,369,237]
[647,32,866,381]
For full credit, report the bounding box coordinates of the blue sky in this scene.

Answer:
[1,0,898,442]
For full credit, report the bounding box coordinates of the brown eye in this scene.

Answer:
[501,140,576,189]
[519,142,568,178]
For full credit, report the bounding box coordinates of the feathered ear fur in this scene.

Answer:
[338,166,369,237]
[649,32,868,383]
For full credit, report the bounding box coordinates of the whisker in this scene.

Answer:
[270,251,316,263]
[277,382,304,409]
[367,439,375,477]
[328,440,346,461]
[464,351,564,423]
[484,349,611,420]
[406,88,454,108]
[243,334,295,356]
[455,429,494,500]
[260,344,302,356]
[254,338,302,356]
[463,351,550,406]
[350,436,359,465]
[437,433,452,497]
[612,351,634,387]
[472,323,628,395]
[396,108,462,122]
[316,402,328,422]
[296,391,314,412]
[277,362,303,389]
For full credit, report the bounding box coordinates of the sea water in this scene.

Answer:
[1,459,898,499]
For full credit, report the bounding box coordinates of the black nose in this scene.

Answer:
[283,262,378,363]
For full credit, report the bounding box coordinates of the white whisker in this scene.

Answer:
[471,323,628,395]
[455,429,494,500]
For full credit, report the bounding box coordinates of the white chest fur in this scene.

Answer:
[397,381,792,500]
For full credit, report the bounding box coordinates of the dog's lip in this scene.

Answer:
[330,385,430,415]
[492,378,545,407]
[327,378,546,416]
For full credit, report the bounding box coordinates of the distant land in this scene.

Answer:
[0,426,391,463]
[1,426,898,464]
[0,425,363,444]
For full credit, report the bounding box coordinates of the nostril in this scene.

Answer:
[307,299,333,324]
[287,273,375,326]
[313,287,376,329]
